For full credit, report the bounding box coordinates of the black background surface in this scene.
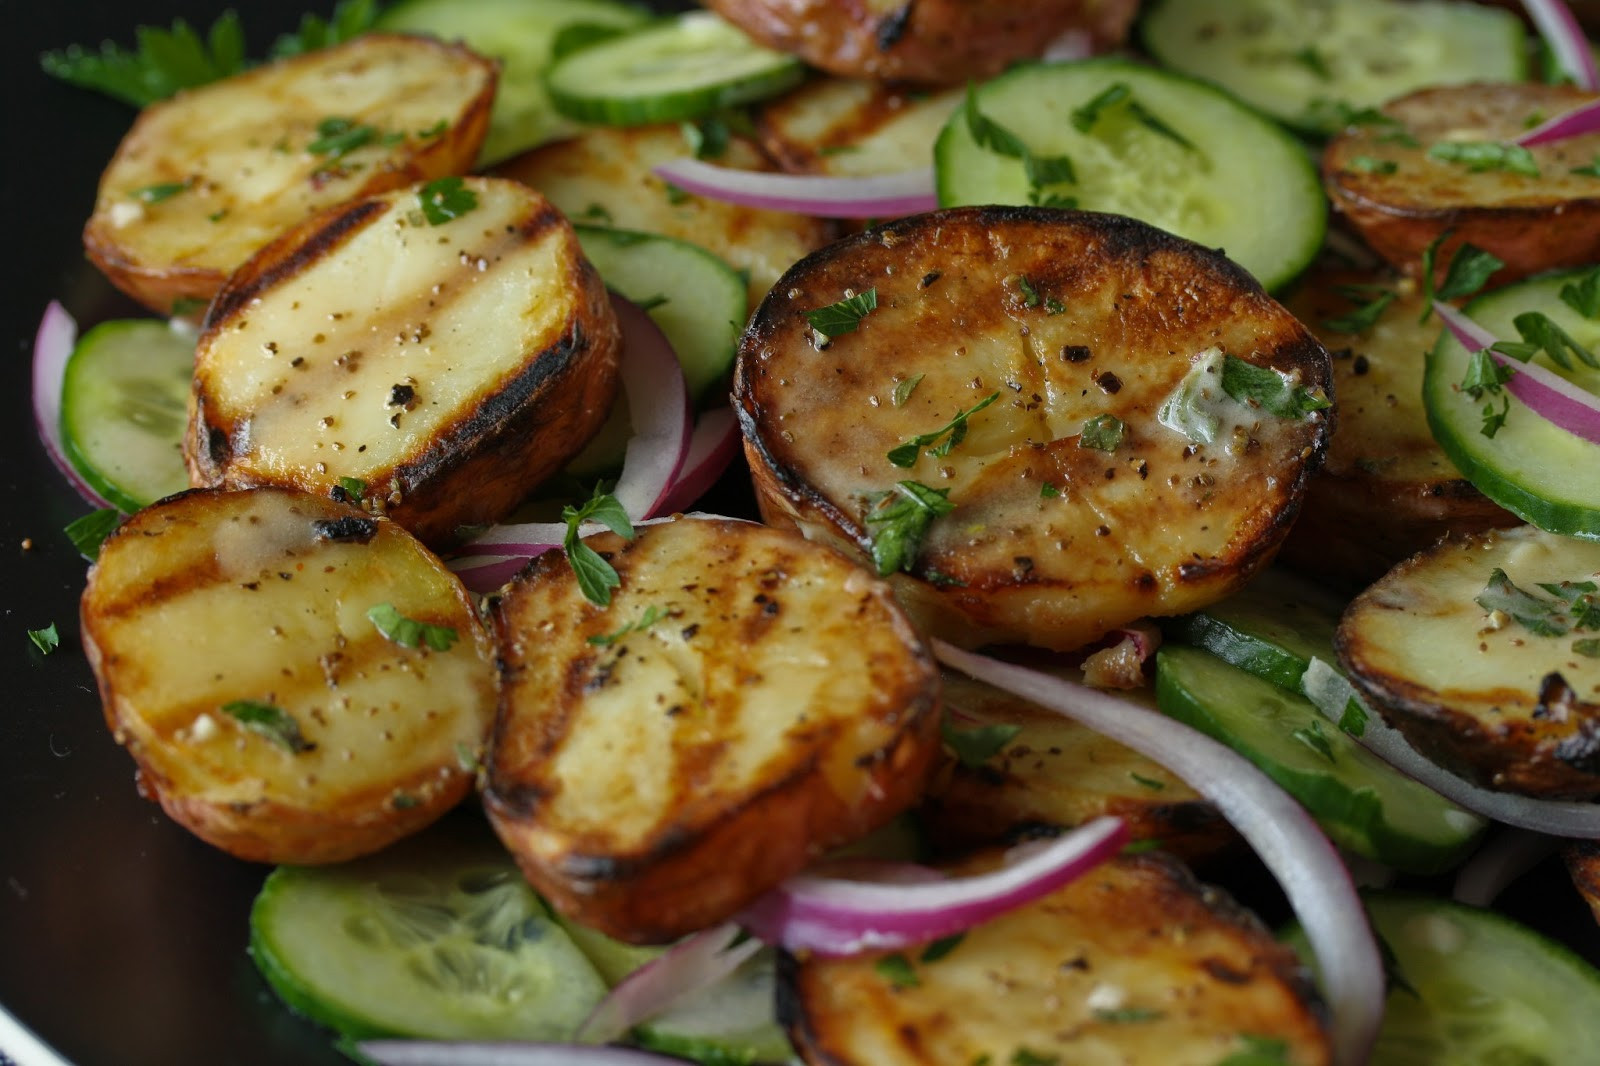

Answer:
[3,4,1600,1066]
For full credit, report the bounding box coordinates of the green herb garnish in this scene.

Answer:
[681,116,731,159]
[1492,311,1598,370]
[1322,287,1395,334]
[588,604,666,646]
[921,933,964,962]
[1561,266,1600,319]
[941,717,1021,768]
[1070,81,1197,152]
[562,486,634,606]
[1349,156,1398,175]
[888,392,1001,467]
[367,603,459,652]
[1220,355,1331,419]
[964,85,1077,205]
[806,288,878,345]
[1475,569,1600,637]
[892,374,924,408]
[134,180,191,203]
[1291,718,1337,764]
[1214,1035,1293,1066]
[1078,413,1125,452]
[1291,45,1332,80]
[874,954,919,989]
[418,176,477,225]
[864,480,954,576]
[1129,771,1166,791]
[221,699,314,754]
[64,508,122,561]
[1428,140,1540,177]
[1094,1007,1165,1023]
[28,624,60,655]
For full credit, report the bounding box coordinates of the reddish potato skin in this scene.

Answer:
[703,0,1139,85]
[1324,83,1600,284]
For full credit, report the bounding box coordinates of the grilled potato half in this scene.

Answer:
[1338,524,1600,799]
[736,206,1334,652]
[1323,82,1600,283]
[493,123,832,313]
[1278,264,1514,585]
[922,671,1234,861]
[759,78,963,177]
[781,850,1330,1066]
[187,176,620,550]
[84,34,495,314]
[703,0,1138,84]
[485,515,941,944]
[79,487,497,865]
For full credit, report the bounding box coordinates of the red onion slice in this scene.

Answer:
[448,554,535,595]
[1303,658,1600,837]
[608,294,691,521]
[1516,96,1600,146]
[1524,0,1600,91]
[737,815,1127,957]
[357,1042,689,1066]
[652,157,938,218]
[932,641,1383,1066]
[654,407,741,515]
[1434,300,1600,447]
[31,301,113,509]
[576,923,759,1045]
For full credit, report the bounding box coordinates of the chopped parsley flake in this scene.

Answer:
[1078,413,1125,452]
[874,954,919,988]
[806,288,878,344]
[921,933,964,962]
[418,176,477,225]
[892,374,924,408]
[28,624,60,655]
[1321,286,1395,334]
[1561,267,1600,319]
[1428,140,1540,178]
[1476,569,1600,637]
[563,485,635,607]
[864,480,954,576]
[221,700,314,754]
[1094,1006,1165,1023]
[367,603,459,652]
[134,180,190,203]
[1492,311,1598,371]
[941,717,1021,768]
[64,508,122,561]
[964,86,1077,206]
[1129,771,1166,791]
[1291,718,1337,764]
[588,604,666,646]
[1069,81,1197,152]
[1349,156,1397,175]
[1220,355,1330,419]
[888,392,1001,468]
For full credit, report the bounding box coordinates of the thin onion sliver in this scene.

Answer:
[652,157,938,218]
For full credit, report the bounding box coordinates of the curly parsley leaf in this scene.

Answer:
[806,288,878,344]
[1418,237,1501,323]
[221,700,315,754]
[563,486,634,606]
[41,12,247,106]
[418,176,478,225]
[367,603,459,652]
[888,392,1001,467]
[865,481,955,576]
[268,0,378,59]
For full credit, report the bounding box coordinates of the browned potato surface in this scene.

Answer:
[922,670,1234,861]
[80,487,497,865]
[704,0,1138,84]
[782,850,1330,1066]
[1324,82,1600,283]
[1565,840,1600,927]
[187,176,619,550]
[1278,264,1515,585]
[736,206,1333,652]
[759,77,962,176]
[492,123,832,312]
[84,34,495,314]
[1339,525,1600,799]
[485,516,942,943]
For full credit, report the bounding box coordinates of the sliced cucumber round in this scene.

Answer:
[249,827,608,1041]
[1166,567,1350,694]
[59,318,194,513]
[545,11,805,126]
[1286,892,1600,1065]
[376,0,649,164]
[1155,645,1483,874]
[934,58,1325,292]
[1424,266,1600,539]
[1140,0,1528,135]
[634,947,791,1066]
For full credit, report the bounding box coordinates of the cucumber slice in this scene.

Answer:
[1167,567,1351,692]
[1424,266,1600,538]
[634,948,791,1066]
[249,827,608,1041]
[59,318,193,513]
[1154,645,1484,873]
[1285,892,1600,1065]
[375,0,649,164]
[545,11,805,126]
[933,58,1325,293]
[1140,0,1528,136]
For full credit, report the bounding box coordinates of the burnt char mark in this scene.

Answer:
[875,1,915,50]
[206,198,389,327]
[312,516,378,544]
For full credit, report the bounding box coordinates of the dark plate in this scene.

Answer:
[3,4,1599,1066]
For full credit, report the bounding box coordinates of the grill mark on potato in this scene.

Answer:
[206,198,390,326]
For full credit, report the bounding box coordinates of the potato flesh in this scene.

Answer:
[785,853,1329,1066]
[738,207,1332,650]
[1339,524,1600,797]
[81,488,497,862]
[760,79,963,176]
[84,34,494,310]
[492,124,831,311]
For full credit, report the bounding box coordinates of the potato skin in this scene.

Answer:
[80,487,498,865]
[1323,83,1600,284]
[704,0,1138,84]
[187,177,620,550]
[781,850,1330,1066]
[484,517,942,943]
[83,34,495,314]
[737,205,1333,651]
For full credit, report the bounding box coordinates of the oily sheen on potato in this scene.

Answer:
[79,487,497,865]
[484,515,941,944]
[187,176,620,550]
[735,206,1333,651]
[781,851,1330,1066]
[84,34,495,314]
[1323,82,1600,282]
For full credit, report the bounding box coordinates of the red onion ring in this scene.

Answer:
[932,641,1383,1066]
[651,157,938,218]
[1303,658,1600,838]
[1524,0,1600,91]
[1434,299,1600,447]
[357,1042,689,1066]
[1516,96,1600,146]
[736,815,1127,957]
[608,294,691,522]
[448,554,535,595]
[31,301,113,509]
[576,923,759,1045]
[653,407,741,516]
